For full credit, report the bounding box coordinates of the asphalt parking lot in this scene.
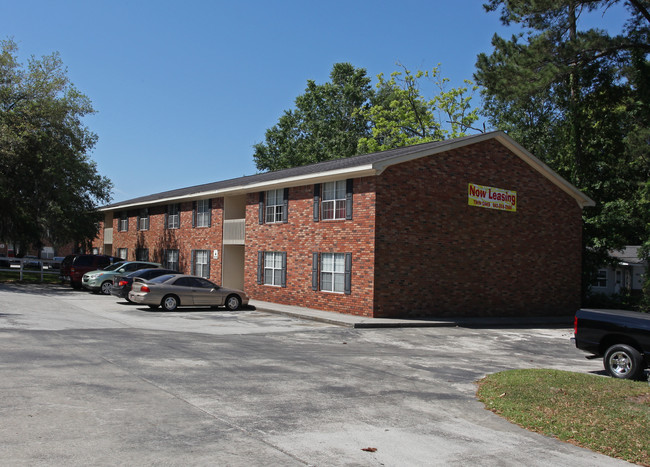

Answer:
[0,283,628,466]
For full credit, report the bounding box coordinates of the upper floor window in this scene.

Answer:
[314,179,353,222]
[194,199,211,228]
[259,188,289,224]
[265,190,285,223]
[167,204,180,229]
[118,213,128,232]
[137,208,149,231]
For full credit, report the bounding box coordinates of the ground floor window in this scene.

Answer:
[117,248,128,260]
[165,249,179,271]
[263,251,286,286]
[592,269,608,288]
[312,252,351,294]
[193,250,210,278]
[136,248,149,261]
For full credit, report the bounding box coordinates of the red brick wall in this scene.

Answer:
[106,199,224,284]
[373,139,583,318]
[244,180,377,317]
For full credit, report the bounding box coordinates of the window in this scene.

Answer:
[137,208,149,231]
[164,249,179,271]
[193,250,210,278]
[135,248,149,261]
[259,188,289,224]
[118,213,128,232]
[260,251,286,286]
[265,190,285,223]
[314,180,353,221]
[117,248,128,260]
[194,199,211,228]
[167,204,180,229]
[592,269,608,288]
[312,252,352,294]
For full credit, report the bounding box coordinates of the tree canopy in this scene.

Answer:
[0,39,112,255]
[475,0,650,298]
[253,62,481,171]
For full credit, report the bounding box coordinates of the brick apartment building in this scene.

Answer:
[94,131,594,318]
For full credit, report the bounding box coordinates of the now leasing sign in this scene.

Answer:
[468,183,517,212]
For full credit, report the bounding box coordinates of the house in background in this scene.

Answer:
[591,246,647,296]
[93,131,594,319]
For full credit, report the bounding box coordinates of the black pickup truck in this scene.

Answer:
[573,308,650,380]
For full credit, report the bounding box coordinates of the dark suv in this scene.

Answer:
[68,254,121,289]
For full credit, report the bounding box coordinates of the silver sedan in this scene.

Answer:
[128,274,249,311]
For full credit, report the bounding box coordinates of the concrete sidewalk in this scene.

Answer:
[249,299,574,328]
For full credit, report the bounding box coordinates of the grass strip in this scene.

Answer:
[477,369,650,465]
[0,270,61,284]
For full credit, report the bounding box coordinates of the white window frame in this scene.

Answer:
[139,208,149,231]
[321,253,345,293]
[165,249,179,271]
[194,250,209,278]
[592,269,608,288]
[196,200,210,228]
[265,190,285,224]
[119,213,128,232]
[168,204,180,229]
[117,248,128,261]
[322,181,346,220]
[264,252,284,286]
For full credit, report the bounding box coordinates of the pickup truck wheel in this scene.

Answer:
[604,344,645,380]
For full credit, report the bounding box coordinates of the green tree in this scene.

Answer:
[475,1,650,298]
[358,64,480,153]
[253,63,373,171]
[0,39,112,255]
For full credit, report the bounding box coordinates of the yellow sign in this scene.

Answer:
[468,183,517,212]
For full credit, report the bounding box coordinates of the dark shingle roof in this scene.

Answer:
[102,134,483,210]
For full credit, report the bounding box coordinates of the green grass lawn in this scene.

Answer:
[0,269,61,284]
[477,369,650,465]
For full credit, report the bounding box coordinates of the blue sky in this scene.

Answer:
[1,1,629,203]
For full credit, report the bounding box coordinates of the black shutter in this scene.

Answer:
[164,206,169,229]
[344,253,352,295]
[281,252,287,288]
[192,202,196,228]
[282,188,289,223]
[311,252,319,290]
[313,185,320,222]
[206,251,210,278]
[136,212,140,231]
[259,192,265,224]
[190,249,195,275]
[346,179,353,220]
[208,199,212,227]
[257,251,263,284]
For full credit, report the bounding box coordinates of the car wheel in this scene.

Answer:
[162,295,179,312]
[225,294,241,311]
[125,296,133,303]
[604,344,645,380]
[100,281,112,295]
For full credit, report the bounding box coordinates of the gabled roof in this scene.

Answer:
[611,246,647,265]
[100,131,595,211]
